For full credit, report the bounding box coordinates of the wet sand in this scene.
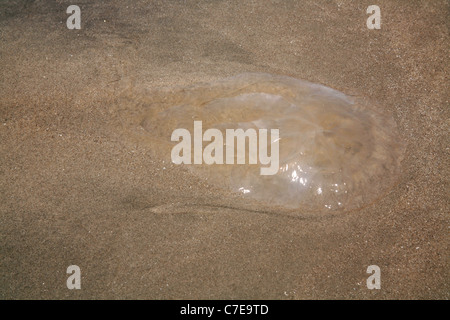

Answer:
[0,0,448,299]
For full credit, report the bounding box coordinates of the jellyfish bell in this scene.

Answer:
[118,73,405,214]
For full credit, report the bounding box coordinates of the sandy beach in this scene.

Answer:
[0,0,448,299]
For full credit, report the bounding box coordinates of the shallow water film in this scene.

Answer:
[119,73,405,213]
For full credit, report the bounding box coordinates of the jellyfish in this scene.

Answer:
[117,73,405,213]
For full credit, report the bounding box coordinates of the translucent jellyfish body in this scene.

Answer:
[120,73,405,213]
